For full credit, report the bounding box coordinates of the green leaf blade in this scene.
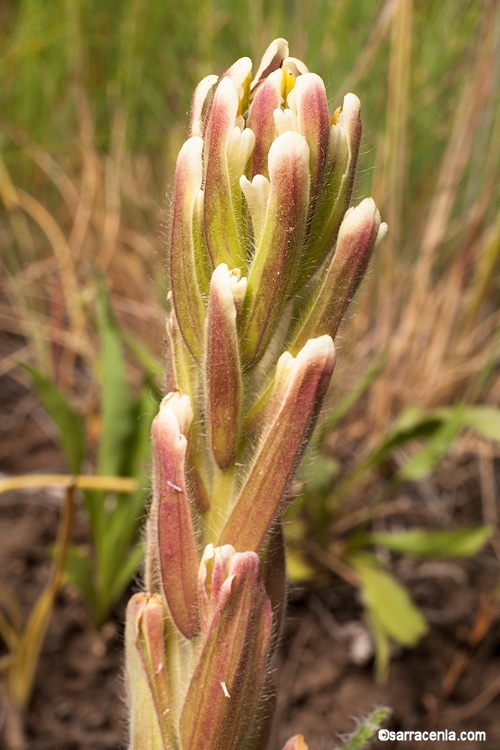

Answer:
[371,527,492,558]
[21,363,86,473]
[461,406,500,441]
[351,555,428,648]
[96,289,134,478]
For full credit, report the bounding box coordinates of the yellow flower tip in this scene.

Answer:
[282,734,309,750]
[230,267,241,280]
[210,263,247,308]
[223,56,253,119]
[331,105,342,125]
[198,543,237,623]
[281,68,296,103]
[238,71,253,116]
[229,268,247,310]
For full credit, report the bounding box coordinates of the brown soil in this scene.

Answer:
[1,492,499,750]
[1,364,499,750]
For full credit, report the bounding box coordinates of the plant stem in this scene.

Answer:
[207,466,236,542]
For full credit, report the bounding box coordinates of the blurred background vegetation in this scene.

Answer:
[0,0,499,677]
[1,0,497,395]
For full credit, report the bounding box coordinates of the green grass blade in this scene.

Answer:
[122,330,163,388]
[96,288,134,478]
[100,387,156,607]
[21,363,85,473]
[326,407,446,511]
[396,405,464,481]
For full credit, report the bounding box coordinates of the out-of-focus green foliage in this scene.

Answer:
[369,527,493,558]
[351,554,428,680]
[0,0,492,218]
[324,404,500,511]
[20,364,86,473]
[290,400,499,676]
[24,291,160,626]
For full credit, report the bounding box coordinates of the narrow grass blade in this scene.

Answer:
[21,363,85,473]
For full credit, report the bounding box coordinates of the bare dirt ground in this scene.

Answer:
[1,344,499,750]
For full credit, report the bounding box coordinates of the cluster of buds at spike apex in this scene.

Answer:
[126,38,386,750]
[170,37,387,371]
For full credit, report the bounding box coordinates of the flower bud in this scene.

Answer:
[247,68,282,178]
[180,549,272,750]
[171,39,381,371]
[149,393,200,638]
[190,74,218,137]
[205,264,246,468]
[169,137,208,361]
[198,543,236,626]
[127,38,384,750]
[251,37,289,87]
[291,198,384,352]
[240,130,310,365]
[282,735,309,750]
[203,72,255,269]
[293,72,330,207]
[295,93,362,287]
[125,593,170,749]
[219,335,335,552]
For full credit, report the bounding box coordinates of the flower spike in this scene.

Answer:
[127,37,384,750]
[149,393,200,638]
